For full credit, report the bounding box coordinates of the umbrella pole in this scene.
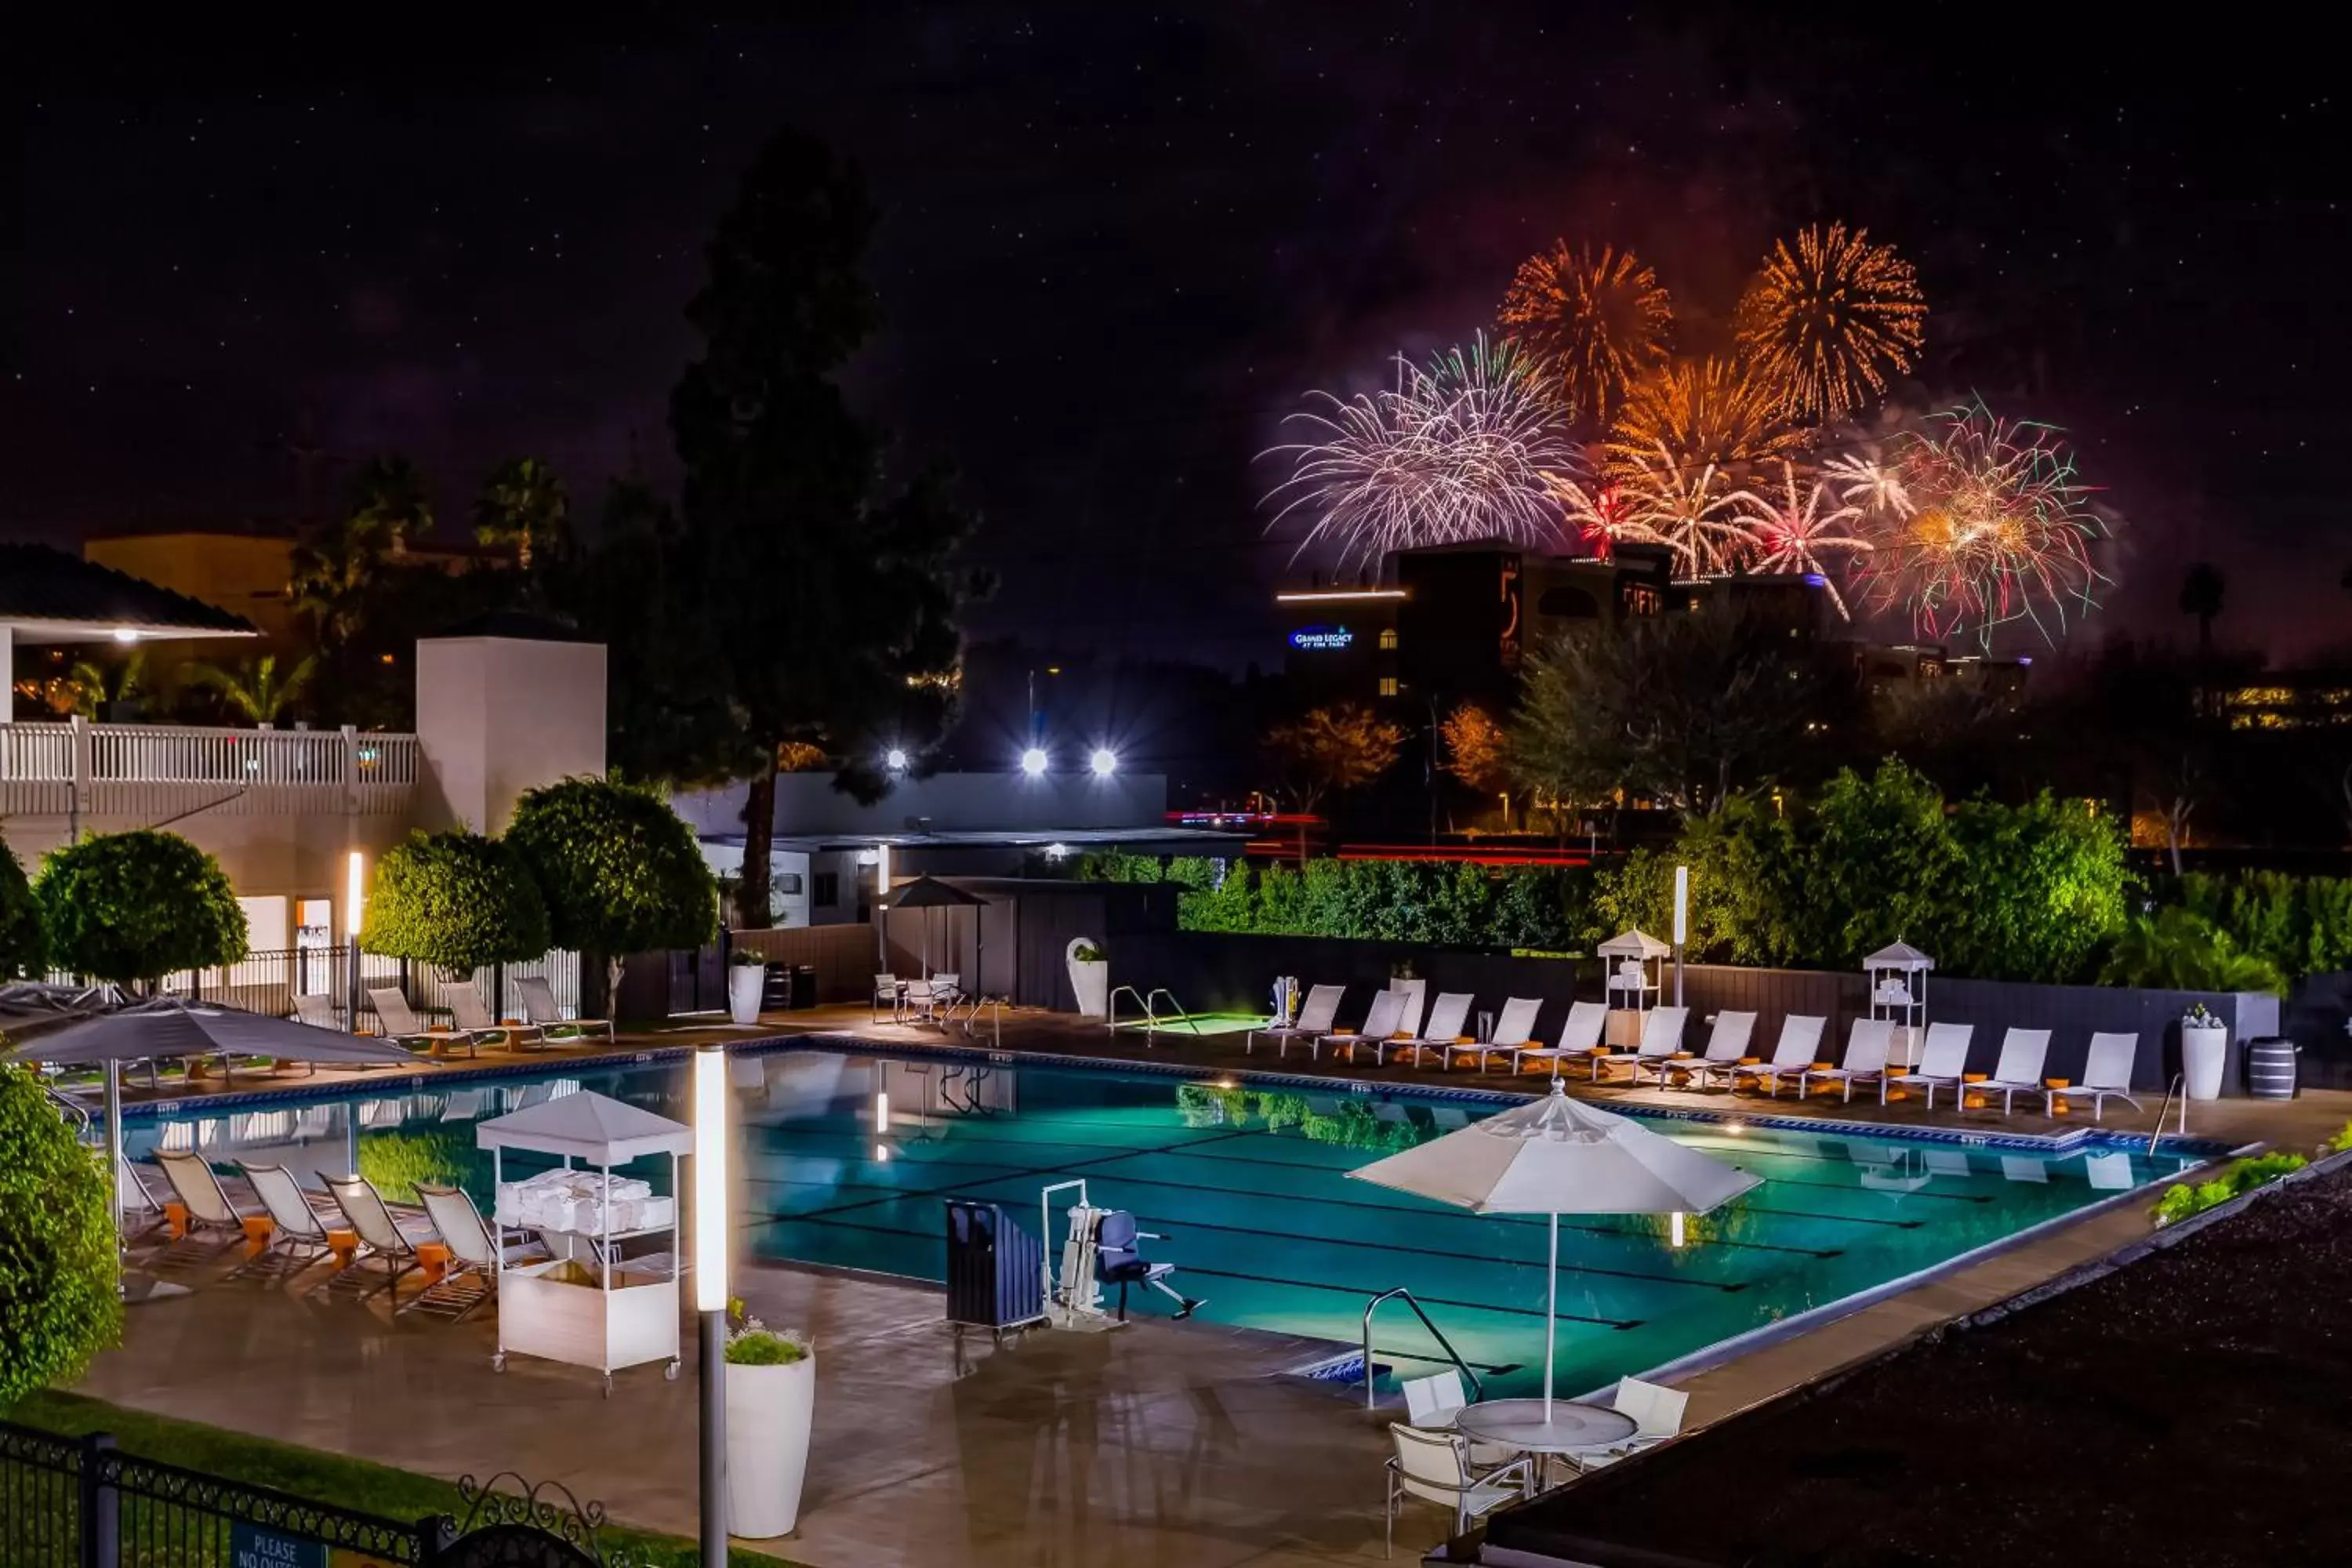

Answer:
[1544,1210,1559,1422]
[106,1066,126,1278]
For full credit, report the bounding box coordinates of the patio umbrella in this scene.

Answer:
[882,876,988,978]
[1348,1079,1760,1419]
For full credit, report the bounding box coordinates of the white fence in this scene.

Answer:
[0,719,419,818]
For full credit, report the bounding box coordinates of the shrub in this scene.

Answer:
[2100,907,2285,994]
[1942,792,2129,983]
[2151,1149,2308,1225]
[0,833,42,979]
[361,830,550,978]
[35,829,247,988]
[506,778,717,1018]
[0,1065,122,1405]
[723,1298,810,1367]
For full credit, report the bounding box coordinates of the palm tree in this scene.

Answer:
[472,456,568,571]
[63,650,146,720]
[185,654,316,726]
[2179,561,2225,655]
[346,455,433,557]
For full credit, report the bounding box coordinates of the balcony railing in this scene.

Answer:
[0,719,419,819]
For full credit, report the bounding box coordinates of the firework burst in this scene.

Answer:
[1603,357,1803,483]
[1544,472,1636,558]
[1263,333,1584,569]
[1728,460,1873,617]
[1610,440,1755,578]
[1737,224,1926,421]
[1497,241,1673,426]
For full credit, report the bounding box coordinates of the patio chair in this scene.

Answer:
[151,1149,265,1273]
[320,1172,430,1304]
[405,1182,547,1321]
[1797,1018,1896,1102]
[117,1155,169,1240]
[1508,1000,1608,1077]
[1634,1009,1750,1090]
[448,982,546,1051]
[1966,1028,2053,1113]
[1400,1370,1520,1468]
[1572,1376,1691,1470]
[1321,989,1404,1064]
[1247,984,1344,1056]
[515,975,615,1042]
[367,988,486,1058]
[1383,992,1473,1069]
[1879,1022,1976,1107]
[1446,997,1542,1072]
[2048,1032,2143,1121]
[1386,980,1428,1046]
[1736,1014,1829,1096]
[229,1160,336,1283]
[1592,1006,1692,1086]
[872,972,904,1024]
[292,993,341,1030]
[1384,1423,1533,1556]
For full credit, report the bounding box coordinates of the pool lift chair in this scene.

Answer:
[1040,1180,1205,1329]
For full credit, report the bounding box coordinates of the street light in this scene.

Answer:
[345,851,365,1035]
[693,1044,729,1566]
[1019,746,1048,777]
[1671,863,1690,1007]
[1089,746,1118,778]
[885,747,909,771]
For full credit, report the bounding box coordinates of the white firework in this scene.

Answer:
[1824,450,1915,520]
[1612,440,1754,577]
[1265,333,1583,569]
[1728,460,1874,618]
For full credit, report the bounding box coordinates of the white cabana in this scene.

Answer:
[1597,929,1669,1046]
[1864,941,1935,1070]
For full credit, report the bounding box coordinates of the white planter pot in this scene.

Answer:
[728,966,766,1025]
[2181,1024,2228,1101]
[1068,959,1109,1018]
[725,1353,815,1538]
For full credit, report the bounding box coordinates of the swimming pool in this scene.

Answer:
[122,1045,2202,1399]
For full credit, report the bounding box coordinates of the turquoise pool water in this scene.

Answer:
[124,1047,2200,1398]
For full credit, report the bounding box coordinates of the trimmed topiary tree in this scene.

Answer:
[361,830,550,978]
[35,829,247,990]
[0,1064,123,1406]
[506,776,717,1018]
[0,832,43,979]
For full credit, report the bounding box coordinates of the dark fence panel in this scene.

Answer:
[2286,970,2352,1090]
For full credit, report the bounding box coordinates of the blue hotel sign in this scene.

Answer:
[1289,625,1354,651]
[230,1523,326,1568]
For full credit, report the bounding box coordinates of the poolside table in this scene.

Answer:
[1454,1398,1639,1485]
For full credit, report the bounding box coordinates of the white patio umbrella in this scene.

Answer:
[1348,1079,1759,1420]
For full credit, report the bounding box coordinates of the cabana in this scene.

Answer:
[1596,929,1669,1048]
[1864,941,1935,1071]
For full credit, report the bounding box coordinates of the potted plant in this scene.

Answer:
[1065,937,1109,1018]
[728,949,768,1025]
[2180,1002,2228,1102]
[723,1300,815,1538]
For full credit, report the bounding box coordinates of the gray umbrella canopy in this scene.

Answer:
[881,877,988,979]
[5,997,414,1068]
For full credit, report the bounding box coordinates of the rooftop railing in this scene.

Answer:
[0,718,419,818]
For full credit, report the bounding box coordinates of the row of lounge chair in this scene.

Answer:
[293,975,611,1059]
[1244,984,2147,1120]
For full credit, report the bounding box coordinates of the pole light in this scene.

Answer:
[1020,746,1048,777]
[885,747,908,771]
[1671,863,1689,1007]
[693,1044,729,1566]
[345,851,365,1032]
[1089,746,1118,778]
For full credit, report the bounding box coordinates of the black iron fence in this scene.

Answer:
[0,1423,612,1567]
[40,948,584,1033]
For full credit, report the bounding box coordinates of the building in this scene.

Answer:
[2220,670,2352,731]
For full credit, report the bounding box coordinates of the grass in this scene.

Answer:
[5,1390,800,1567]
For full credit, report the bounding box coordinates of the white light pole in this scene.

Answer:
[1671,863,1689,1008]
[345,850,365,1033]
[693,1043,729,1565]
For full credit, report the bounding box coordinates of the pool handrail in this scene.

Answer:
[2148,1072,2188,1154]
[1363,1286,1484,1412]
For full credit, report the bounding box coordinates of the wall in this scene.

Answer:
[0,805,411,906]
[673,769,1171,839]
[413,636,606,834]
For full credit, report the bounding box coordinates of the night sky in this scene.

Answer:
[8,8,2347,666]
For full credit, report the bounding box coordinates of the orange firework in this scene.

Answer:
[1497,241,1672,426]
[1602,356,1803,481]
[1736,223,1926,420]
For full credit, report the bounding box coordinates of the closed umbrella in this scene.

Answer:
[882,876,988,978]
[1348,1079,1759,1421]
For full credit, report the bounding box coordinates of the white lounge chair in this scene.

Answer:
[1400,1370,1519,1468]
[292,993,342,1030]
[151,1149,265,1275]
[1512,1000,1609,1077]
[1321,989,1405,1064]
[1595,1006,1691,1086]
[1247,984,1344,1056]
[1384,1423,1533,1555]
[117,1156,169,1240]
[406,1182,545,1320]
[517,975,615,1041]
[321,1172,433,1304]
[1446,997,1541,1072]
[2047,1033,2142,1122]
[368,988,488,1057]
[1878,1022,1976,1107]
[1797,1018,1896,1102]
[1573,1376,1690,1470]
[230,1160,336,1283]
[449,982,546,1051]
[1387,979,1428,1046]
[1635,1009,1749,1090]
[1692,1013,1825,1094]
[1385,992,1473,1069]
[1966,1028,2053,1113]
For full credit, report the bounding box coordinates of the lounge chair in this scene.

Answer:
[1401,1370,1520,1468]
[1385,991,1473,1069]
[1878,1022,1976,1107]
[151,1149,265,1273]
[449,982,546,1051]
[1797,1018,1896,1102]
[1446,997,1541,1072]
[1594,1006,1692,1086]
[1388,980,1428,1046]
[1965,1028,2053,1113]
[321,1172,432,1304]
[1247,984,1344,1056]
[871,972,903,1024]
[516,975,614,1042]
[2047,1032,2143,1122]
[118,1156,169,1240]
[1511,1000,1609,1078]
[1691,1013,1824,1094]
[1385,1424,1533,1555]
[1635,1009,1749,1090]
[230,1160,337,1283]
[1322,989,1404,1064]
[1572,1376,1690,1470]
[292,993,342,1030]
[405,1183,545,1320]
[367,988,488,1058]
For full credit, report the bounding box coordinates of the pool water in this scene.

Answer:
[1111,1011,1271,1036]
[126,1048,2198,1399]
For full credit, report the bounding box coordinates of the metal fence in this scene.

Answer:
[41,947,583,1031]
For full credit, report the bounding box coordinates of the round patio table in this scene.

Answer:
[1453,1399,1637,1483]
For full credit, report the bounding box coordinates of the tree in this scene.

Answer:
[2179,561,2226,656]
[345,454,434,556]
[0,832,43,978]
[361,830,550,978]
[0,1065,122,1406]
[1944,792,2129,982]
[35,830,249,990]
[506,777,717,1018]
[474,456,568,572]
[1439,703,1509,795]
[63,649,147,720]
[183,654,315,726]
[666,128,981,926]
[1264,702,1405,812]
[1799,760,1960,969]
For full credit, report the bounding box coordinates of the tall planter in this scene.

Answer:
[1066,938,1109,1019]
[725,1354,816,1537]
[728,963,766,1025]
[2181,1023,2227,1102]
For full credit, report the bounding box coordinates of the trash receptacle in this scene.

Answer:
[791,964,818,1009]
[761,961,793,1012]
[2246,1036,2299,1100]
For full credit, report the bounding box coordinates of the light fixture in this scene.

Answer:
[1043,843,1069,862]
[1670,1211,1686,1249]
[885,747,909,771]
[110,626,140,644]
[875,843,891,899]
[1089,746,1118,777]
[874,1089,890,1131]
[691,1044,729,1566]
[1020,746,1048,777]
[1672,865,1689,946]
[346,851,365,939]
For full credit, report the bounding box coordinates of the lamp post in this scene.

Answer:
[1671,863,1689,1007]
[345,851,365,1032]
[694,1043,729,1565]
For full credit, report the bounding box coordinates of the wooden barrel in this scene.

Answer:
[2245,1036,2298,1100]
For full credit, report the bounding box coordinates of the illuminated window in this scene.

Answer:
[1377,627,1398,650]
[1377,677,1399,698]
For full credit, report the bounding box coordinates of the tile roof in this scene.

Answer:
[0,543,257,633]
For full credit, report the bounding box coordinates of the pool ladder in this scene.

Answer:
[1361,1287,1483,1411]
[2147,1072,2190,1154]
[1106,985,1196,1041]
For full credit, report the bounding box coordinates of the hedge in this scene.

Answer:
[2173,870,2352,982]
[0,1065,122,1406]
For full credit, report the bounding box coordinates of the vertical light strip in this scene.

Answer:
[346,850,365,938]
[693,1047,728,1312]
[1672,864,1689,946]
